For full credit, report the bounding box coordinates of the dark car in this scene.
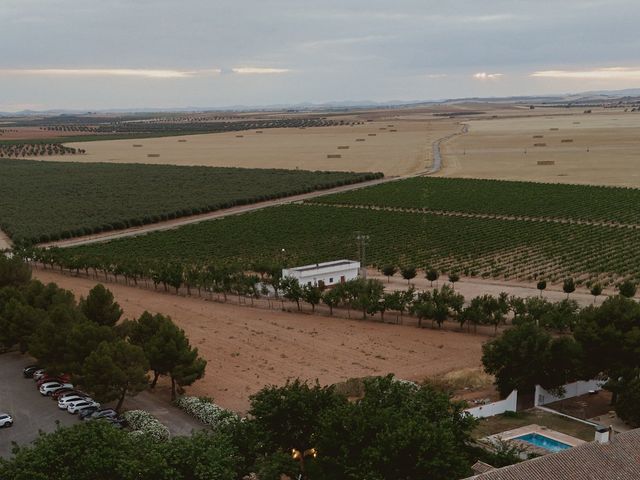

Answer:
[78,406,100,420]
[84,409,118,421]
[23,365,41,378]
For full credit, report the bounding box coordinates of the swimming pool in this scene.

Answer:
[513,433,572,453]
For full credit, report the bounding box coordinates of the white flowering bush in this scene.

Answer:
[175,396,237,429]
[123,410,170,441]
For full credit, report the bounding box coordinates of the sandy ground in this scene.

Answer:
[368,270,608,307]
[440,109,640,187]
[33,270,485,413]
[22,120,459,177]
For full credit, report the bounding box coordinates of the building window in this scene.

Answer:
[329,278,333,283]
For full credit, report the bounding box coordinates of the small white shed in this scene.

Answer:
[282,260,360,288]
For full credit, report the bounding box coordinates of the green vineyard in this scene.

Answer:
[0,159,381,243]
[315,177,640,224]
[62,203,640,286]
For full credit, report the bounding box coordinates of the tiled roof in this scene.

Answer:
[464,429,640,480]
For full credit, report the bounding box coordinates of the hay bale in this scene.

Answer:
[368,133,377,136]
[255,130,263,134]
[132,144,143,147]
[355,138,366,142]
[550,127,559,131]
[533,143,547,147]
[147,154,160,158]
[379,127,387,130]
[389,129,397,132]
[537,160,555,165]
[387,124,394,127]
[327,154,342,159]
[573,121,581,124]
[561,139,574,143]
[337,146,350,150]
[532,135,544,139]
[177,139,187,142]
[236,135,244,138]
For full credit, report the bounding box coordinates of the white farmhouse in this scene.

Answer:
[282,260,360,288]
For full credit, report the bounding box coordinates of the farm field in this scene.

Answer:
[61,203,640,287]
[0,158,380,243]
[32,269,485,413]
[315,177,640,224]
[440,110,640,187]
[23,119,460,176]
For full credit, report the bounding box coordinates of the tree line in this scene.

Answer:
[482,293,640,427]
[0,376,484,480]
[0,255,206,409]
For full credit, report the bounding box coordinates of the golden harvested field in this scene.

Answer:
[440,109,640,187]
[28,120,459,176]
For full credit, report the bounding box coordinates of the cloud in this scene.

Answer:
[0,68,221,78]
[531,67,640,80]
[231,67,291,74]
[473,72,503,80]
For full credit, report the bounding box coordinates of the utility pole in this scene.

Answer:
[355,232,370,279]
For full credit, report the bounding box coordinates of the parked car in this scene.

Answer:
[36,374,71,387]
[39,382,74,396]
[67,400,100,414]
[51,388,77,400]
[32,369,46,381]
[23,365,41,378]
[78,406,100,420]
[57,390,88,401]
[105,417,126,429]
[58,395,90,409]
[83,409,118,421]
[0,413,13,428]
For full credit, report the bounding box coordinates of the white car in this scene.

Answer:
[58,395,89,409]
[67,399,100,414]
[39,382,73,396]
[0,413,13,428]
[32,369,46,381]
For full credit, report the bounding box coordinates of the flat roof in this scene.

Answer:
[287,260,359,273]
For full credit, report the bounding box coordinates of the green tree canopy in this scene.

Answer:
[80,284,123,327]
[80,339,149,411]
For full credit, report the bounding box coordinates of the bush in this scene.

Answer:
[174,396,237,429]
[123,410,170,441]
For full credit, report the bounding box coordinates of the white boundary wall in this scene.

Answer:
[465,390,518,419]
[534,379,607,407]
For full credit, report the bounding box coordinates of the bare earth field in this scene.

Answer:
[440,109,640,187]
[32,270,485,413]
[26,120,459,177]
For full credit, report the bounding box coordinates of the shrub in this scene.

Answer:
[122,410,170,441]
[174,396,237,429]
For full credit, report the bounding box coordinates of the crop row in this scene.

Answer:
[316,177,640,225]
[63,204,640,286]
[0,159,382,243]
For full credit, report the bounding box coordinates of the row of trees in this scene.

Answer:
[0,256,206,409]
[0,376,481,480]
[25,247,611,335]
[0,143,84,157]
[482,294,640,427]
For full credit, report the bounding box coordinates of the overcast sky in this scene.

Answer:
[2,0,640,111]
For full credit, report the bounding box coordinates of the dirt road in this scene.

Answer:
[33,269,485,413]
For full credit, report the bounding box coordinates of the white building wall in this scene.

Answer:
[534,379,607,407]
[465,390,518,419]
[282,261,360,288]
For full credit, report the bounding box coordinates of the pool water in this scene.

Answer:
[513,433,572,453]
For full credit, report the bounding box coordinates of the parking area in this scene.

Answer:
[0,352,77,458]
